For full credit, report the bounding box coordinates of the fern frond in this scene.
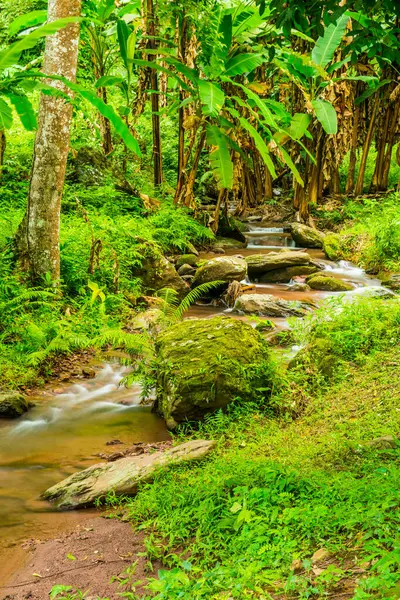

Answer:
[172,280,225,322]
[92,328,153,357]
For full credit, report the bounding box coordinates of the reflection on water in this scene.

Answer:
[0,363,169,581]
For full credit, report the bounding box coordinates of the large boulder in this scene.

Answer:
[234,294,309,317]
[289,339,338,379]
[347,286,396,300]
[323,234,342,260]
[192,256,247,287]
[175,254,199,269]
[137,253,189,298]
[68,146,108,186]
[43,440,216,509]
[154,316,272,428]
[0,392,33,418]
[307,275,353,292]
[245,251,316,277]
[259,265,320,283]
[381,274,400,292]
[290,223,325,248]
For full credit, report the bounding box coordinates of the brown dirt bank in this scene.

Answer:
[0,515,151,600]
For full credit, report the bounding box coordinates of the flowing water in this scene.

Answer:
[0,225,385,586]
[0,363,169,585]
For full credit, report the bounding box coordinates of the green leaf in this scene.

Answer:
[95,76,124,88]
[9,10,47,36]
[0,18,80,72]
[133,59,191,91]
[66,83,141,155]
[229,107,276,178]
[312,14,349,67]
[126,31,136,73]
[8,94,37,130]
[206,125,233,189]
[228,80,278,129]
[117,19,130,71]
[0,98,13,129]
[198,80,225,117]
[286,113,312,140]
[279,146,304,186]
[225,53,264,76]
[311,99,337,134]
[355,79,391,105]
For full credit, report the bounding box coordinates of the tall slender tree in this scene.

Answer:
[18,0,81,282]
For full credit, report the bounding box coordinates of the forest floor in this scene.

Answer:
[2,345,400,599]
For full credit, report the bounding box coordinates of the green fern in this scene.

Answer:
[155,281,225,324]
[92,328,153,358]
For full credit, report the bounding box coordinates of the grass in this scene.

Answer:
[321,194,400,273]
[50,297,400,600]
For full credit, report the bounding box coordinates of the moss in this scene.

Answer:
[260,265,319,283]
[175,254,199,269]
[289,338,338,379]
[155,316,273,426]
[307,275,353,292]
[0,392,33,418]
[323,233,343,261]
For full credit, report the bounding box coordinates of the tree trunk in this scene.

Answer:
[175,129,206,207]
[176,13,187,193]
[381,100,400,190]
[146,0,162,187]
[0,130,5,177]
[98,86,113,155]
[264,166,273,199]
[17,0,81,282]
[345,104,360,194]
[355,95,379,196]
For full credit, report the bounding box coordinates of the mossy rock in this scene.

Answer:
[192,256,247,287]
[290,223,325,248]
[175,254,199,269]
[212,237,247,250]
[323,234,343,261]
[154,316,273,428]
[289,339,338,379]
[135,250,188,298]
[259,265,319,283]
[0,392,33,418]
[307,275,353,292]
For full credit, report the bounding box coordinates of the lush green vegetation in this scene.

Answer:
[1,0,400,598]
[48,298,400,599]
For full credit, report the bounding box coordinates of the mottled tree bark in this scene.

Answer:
[18,0,81,282]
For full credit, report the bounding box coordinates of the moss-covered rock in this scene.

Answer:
[323,233,343,261]
[192,256,247,287]
[137,252,189,298]
[0,392,33,418]
[307,275,353,292]
[234,293,308,317]
[381,274,400,292]
[154,316,273,428]
[212,237,247,250]
[290,223,325,248]
[288,339,338,379]
[175,254,199,269]
[246,251,314,277]
[259,265,319,283]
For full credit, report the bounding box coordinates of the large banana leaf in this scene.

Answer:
[0,98,13,129]
[311,99,337,134]
[312,14,349,68]
[225,53,264,76]
[0,18,80,72]
[198,80,225,117]
[228,107,276,178]
[206,125,233,189]
[8,94,37,130]
[8,10,47,36]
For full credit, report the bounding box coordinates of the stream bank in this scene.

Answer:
[0,223,395,597]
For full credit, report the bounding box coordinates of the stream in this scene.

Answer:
[0,225,384,586]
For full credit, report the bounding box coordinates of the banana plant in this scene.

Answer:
[0,10,141,155]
